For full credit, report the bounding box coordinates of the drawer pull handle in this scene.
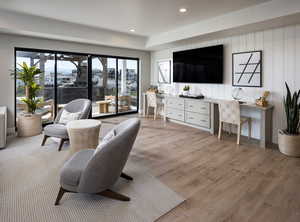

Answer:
[189,105,193,107]
[189,117,194,119]
[201,120,207,122]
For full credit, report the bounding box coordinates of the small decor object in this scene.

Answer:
[12,62,43,137]
[157,60,171,84]
[232,51,262,87]
[182,85,190,96]
[147,85,158,93]
[255,91,270,107]
[278,83,300,157]
[232,87,244,101]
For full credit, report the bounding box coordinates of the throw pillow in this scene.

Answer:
[94,129,116,155]
[59,109,81,124]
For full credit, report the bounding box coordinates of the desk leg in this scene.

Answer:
[163,100,167,122]
[260,109,273,149]
[210,103,219,135]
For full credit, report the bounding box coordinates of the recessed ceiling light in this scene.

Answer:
[179,8,187,13]
[130,29,135,32]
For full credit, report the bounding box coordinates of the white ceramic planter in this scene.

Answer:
[17,113,42,137]
[278,130,300,157]
[182,91,189,96]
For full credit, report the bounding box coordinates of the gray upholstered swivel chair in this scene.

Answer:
[41,99,92,151]
[54,118,141,205]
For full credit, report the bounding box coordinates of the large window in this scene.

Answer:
[117,59,138,114]
[91,57,117,117]
[91,57,138,117]
[15,48,139,124]
[57,53,89,113]
[16,51,55,123]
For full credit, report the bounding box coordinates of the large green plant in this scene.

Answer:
[284,82,300,135]
[13,62,42,114]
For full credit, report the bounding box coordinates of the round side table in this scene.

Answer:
[67,119,101,155]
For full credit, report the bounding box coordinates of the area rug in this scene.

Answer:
[0,134,184,222]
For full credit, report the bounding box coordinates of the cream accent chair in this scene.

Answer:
[218,100,251,145]
[146,92,163,120]
[41,99,92,151]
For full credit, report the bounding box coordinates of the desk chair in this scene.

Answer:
[146,92,163,120]
[218,100,251,145]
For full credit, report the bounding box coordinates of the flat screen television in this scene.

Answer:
[173,45,223,83]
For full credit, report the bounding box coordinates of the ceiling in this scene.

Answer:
[0,0,270,36]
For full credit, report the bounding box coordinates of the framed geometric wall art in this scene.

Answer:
[157,59,171,84]
[232,51,262,87]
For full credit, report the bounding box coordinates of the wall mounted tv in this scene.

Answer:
[173,45,223,84]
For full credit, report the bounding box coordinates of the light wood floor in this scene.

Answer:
[105,116,300,222]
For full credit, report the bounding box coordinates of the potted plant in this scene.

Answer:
[183,85,190,96]
[278,82,300,157]
[12,62,43,137]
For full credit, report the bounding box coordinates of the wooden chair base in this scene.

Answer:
[41,135,68,151]
[41,135,49,146]
[55,173,133,205]
[58,138,68,151]
[98,189,130,201]
[120,172,133,181]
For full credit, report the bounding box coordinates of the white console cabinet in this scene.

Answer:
[165,96,216,133]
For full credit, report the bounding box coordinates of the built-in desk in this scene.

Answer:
[142,93,274,149]
[207,98,274,149]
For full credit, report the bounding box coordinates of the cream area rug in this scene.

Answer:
[0,134,184,222]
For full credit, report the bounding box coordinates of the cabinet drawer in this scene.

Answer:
[166,98,184,110]
[166,108,184,122]
[185,111,210,128]
[185,100,210,114]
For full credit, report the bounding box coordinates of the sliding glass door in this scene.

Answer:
[91,57,117,117]
[15,48,139,124]
[117,59,138,113]
[16,51,55,123]
[91,57,139,117]
[56,54,89,113]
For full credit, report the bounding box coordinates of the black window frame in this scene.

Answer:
[14,47,140,127]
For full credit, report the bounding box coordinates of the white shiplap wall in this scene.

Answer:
[151,24,300,143]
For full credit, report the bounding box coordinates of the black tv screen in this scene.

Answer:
[173,45,223,83]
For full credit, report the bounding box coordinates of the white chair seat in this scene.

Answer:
[146,92,163,120]
[218,100,252,145]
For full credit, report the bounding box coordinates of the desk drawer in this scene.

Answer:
[185,111,210,128]
[166,108,184,122]
[166,98,184,110]
[185,100,210,114]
